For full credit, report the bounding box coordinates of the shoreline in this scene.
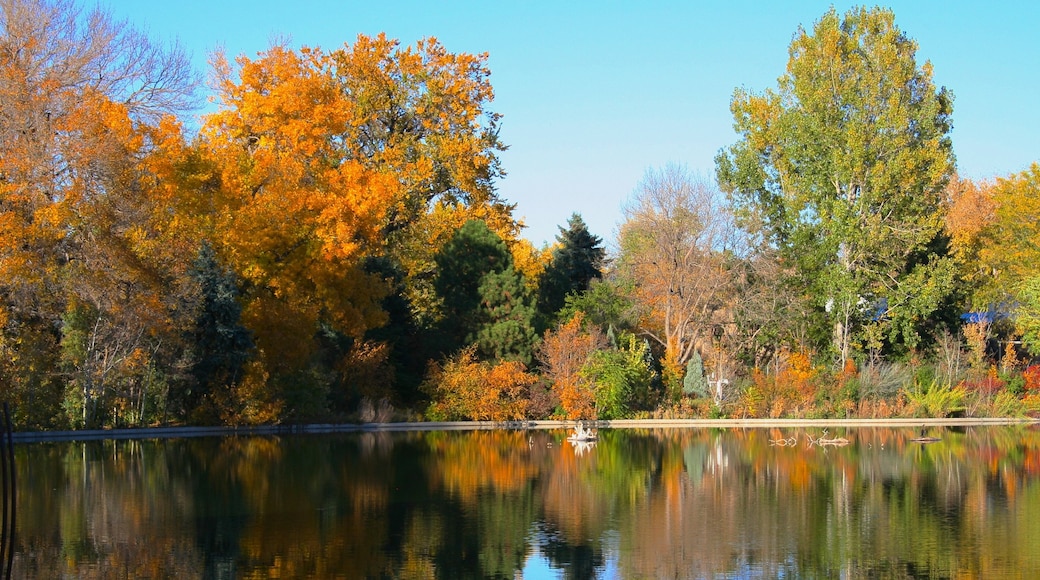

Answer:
[12,416,1039,443]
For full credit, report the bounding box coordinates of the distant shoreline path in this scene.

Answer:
[12,417,1038,443]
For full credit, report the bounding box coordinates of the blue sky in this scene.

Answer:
[105,0,1040,247]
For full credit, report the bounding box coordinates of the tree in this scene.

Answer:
[945,174,996,289]
[434,219,512,351]
[558,277,639,337]
[423,346,533,421]
[716,6,955,366]
[963,164,1040,357]
[475,268,539,364]
[617,164,737,378]
[537,214,606,326]
[977,164,1040,302]
[179,242,254,420]
[582,333,657,419]
[537,312,607,420]
[432,219,538,362]
[1018,276,1040,358]
[0,0,198,427]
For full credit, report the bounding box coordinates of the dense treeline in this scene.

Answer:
[0,1,1038,429]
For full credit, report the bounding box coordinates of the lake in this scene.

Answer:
[11,424,1040,578]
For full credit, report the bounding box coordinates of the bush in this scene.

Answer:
[902,381,967,418]
[423,347,534,421]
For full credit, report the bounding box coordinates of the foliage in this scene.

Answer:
[558,277,638,337]
[717,6,955,366]
[856,362,914,401]
[423,347,534,421]
[1017,276,1040,357]
[617,163,736,370]
[977,164,1040,300]
[582,333,657,419]
[434,219,538,362]
[179,242,254,419]
[1024,365,1040,393]
[537,213,607,327]
[902,381,967,418]
[682,350,709,398]
[537,312,606,420]
[474,268,539,364]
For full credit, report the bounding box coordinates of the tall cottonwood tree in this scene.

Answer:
[716,6,955,366]
[198,37,512,407]
[617,164,737,379]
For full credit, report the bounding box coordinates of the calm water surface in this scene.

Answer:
[12,425,1040,578]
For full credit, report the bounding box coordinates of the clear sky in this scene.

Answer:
[104,0,1040,247]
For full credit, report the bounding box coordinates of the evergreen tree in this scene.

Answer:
[682,350,708,398]
[475,269,539,364]
[433,219,539,363]
[434,219,514,355]
[180,242,254,419]
[538,214,606,326]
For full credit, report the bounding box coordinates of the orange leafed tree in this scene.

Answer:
[196,34,509,378]
[944,174,996,300]
[537,312,606,419]
[978,164,1040,294]
[0,0,198,427]
[617,164,737,381]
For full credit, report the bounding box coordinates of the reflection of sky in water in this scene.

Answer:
[522,528,620,579]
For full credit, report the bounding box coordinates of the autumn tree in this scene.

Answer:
[976,165,1040,301]
[57,99,195,428]
[537,312,607,420]
[537,213,606,328]
[616,164,737,390]
[197,35,513,409]
[0,0,198,427]
[716,6,955,366]
[944,174,996,290]
[971,164,1040,356]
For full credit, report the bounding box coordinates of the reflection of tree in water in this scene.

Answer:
[533,522,605,580]
[11,426,1040,578]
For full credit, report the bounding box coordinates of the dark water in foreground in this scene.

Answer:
[11,425,1040,579]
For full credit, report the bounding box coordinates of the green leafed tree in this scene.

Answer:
[582,333,657,419]
[716,6,956,366]
[475,268,539,364]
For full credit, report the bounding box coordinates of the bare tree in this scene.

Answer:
[616,163,739,371]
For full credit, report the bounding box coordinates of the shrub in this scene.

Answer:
[902,381,967,418]
[1024,365,1040,393]
[423,347,534,421]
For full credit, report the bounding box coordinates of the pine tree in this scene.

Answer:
[433,219,540,363]
[538,213,606,327]
[180,242,254,418]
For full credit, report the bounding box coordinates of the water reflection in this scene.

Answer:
[12,425,1040,578]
